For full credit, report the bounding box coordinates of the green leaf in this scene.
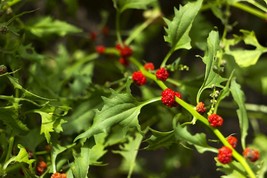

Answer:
[197,30,227,102]
[230,79,248,149]
[164,0,203,51]
[74,91,142,141]
[34,106,69,143]
[113,132,143,177]
[252,134,267,177]
[145,129,175,150]
[28,16,82,37]
[113,0,156,13]
[225,30,267,67]
[174,124,216,153]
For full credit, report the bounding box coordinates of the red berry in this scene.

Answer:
[89,32,97,41]
[144,62,155,71]
[119,57,129,66]
[208,113,224,127]
[227,135,238,148]
[132,71,146,86]
[51,172,67,178]
[36,161,47,175]
[96,45,105,54]
[161,88,181,107]
[243,148,260,162]
[156,68,169,81]
[196,102,206,114]
[217,146,232,164]
[116,44,132,58]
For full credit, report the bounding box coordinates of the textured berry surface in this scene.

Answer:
[156,68,169,81]
[243,148,260,162]
[51,172,67,178]
[116,44,132,58]
[132,71,146,86]
[36,161,47,175]
[227,135,238,148]
[119,57,129,66]
[144,62,155,70]
[161,88,181,107]
[96,45,106,54]
[196,102,206,114]
[208,113,224,127]
[217,146,232,164]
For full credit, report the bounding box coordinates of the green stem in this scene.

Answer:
[125,17,154,45]
[5,133,14,163]
[129,53,256,178]
[231,2,267,20]
[160,49,173,68]
[116,10,123,45]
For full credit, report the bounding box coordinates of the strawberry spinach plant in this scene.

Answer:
[1,0,267,177]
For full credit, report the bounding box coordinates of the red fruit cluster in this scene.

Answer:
[196,102,206,114]
[243,147,260,162]
[227,135,238,148]
[208,113,224,127]
[95,45,106,54]
[156,67,169,81]
[36,161,47,175]
[144,62,155,71]
[51,172,67,178]
[161,88,181,107]
[132,71,146,86]
[116,44,132,66]
[217,146,232,164]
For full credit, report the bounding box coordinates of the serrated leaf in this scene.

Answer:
[74,91,142,141]
[230,79,248,149]
[113,132,143,177]
[164,0,203,51]
[113,0,156,13]
[145,129,175,150]
[34,106,69,143]
[28,16,82,37]
[174,124,216,153]
[197,31,227,102]
[225,30,267,67]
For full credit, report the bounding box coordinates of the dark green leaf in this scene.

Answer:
[74,91,142,141]
[230,79,248,149]
[28,16,82,37]
[197,30,227,102]
[175,124,216,153]
[164,0,203,51]
[145,129,175,150]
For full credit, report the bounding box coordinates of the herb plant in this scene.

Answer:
[1,0,267,177]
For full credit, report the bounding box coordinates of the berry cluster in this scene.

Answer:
[116,44,133,66]
[243,147,260,162]
[196,102,206,114]
[132,71,146,86]
[144,62,155,71]
[156,67,169,81]
[161,88,182,107]
[217,146,233,164]
[95,45,106,54]
[208,113,224,127]
[51,172,67,178]
[227,135,238,148]
[36,160,47,175]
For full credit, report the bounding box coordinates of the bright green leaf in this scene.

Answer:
[175,124,216,153]
[164,0,203,51]
[74,91,142,141]
[225,30,267,67]
[197,30,227,102]
[28,16,82,37]
[230,79,248,149]
[216,159,247,178]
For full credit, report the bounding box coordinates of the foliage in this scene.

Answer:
[0,0,267,178]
